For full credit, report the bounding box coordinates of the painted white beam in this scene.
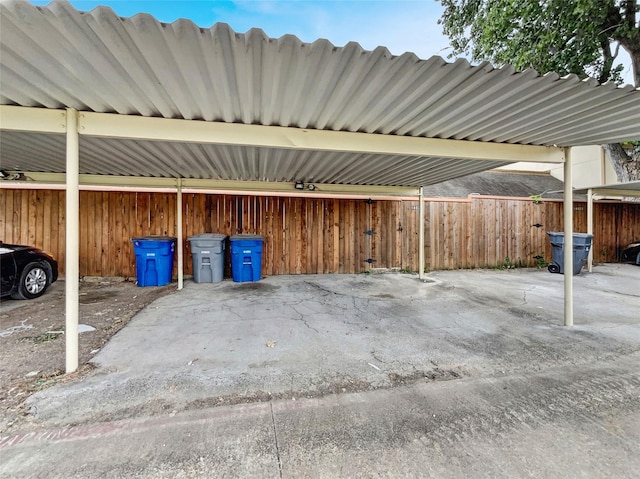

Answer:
[587,188,594,273]
[584,188,640,197]
[3,172,420,197]
[65,109,80,373]
[0,105,66,134]
[176,178,184,291]
[77,111,565,164]
[563,147,573,327]
[418,187,425,280]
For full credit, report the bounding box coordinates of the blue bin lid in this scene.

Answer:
[230,234,263,241]
[131,236,176,242]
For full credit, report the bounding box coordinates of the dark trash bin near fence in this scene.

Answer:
[131,236,176,286]
[547,232,593,275]
[188,234,227,283]
[230,235,264,282]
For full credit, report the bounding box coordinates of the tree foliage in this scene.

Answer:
[438,0,640,181]
[439,0,639,85]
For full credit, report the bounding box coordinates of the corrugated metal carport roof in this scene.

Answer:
[573,181,640,197]
[1,0,639,187]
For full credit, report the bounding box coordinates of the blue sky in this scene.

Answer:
[30,1,451,60]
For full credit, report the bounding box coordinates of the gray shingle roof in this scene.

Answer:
[422,171,566,198]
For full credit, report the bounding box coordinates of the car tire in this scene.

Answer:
[11,261,51,300]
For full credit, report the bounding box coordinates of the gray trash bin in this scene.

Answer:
[188,234,227,283]
[547,232,593,275]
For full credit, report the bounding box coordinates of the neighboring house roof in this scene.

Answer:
[422,171,566,198]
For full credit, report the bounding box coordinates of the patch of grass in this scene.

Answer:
[19,331,64,344]
[495,256,525,270]
[535,257,548,269]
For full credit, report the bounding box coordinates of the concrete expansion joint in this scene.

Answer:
[269,402,283,479]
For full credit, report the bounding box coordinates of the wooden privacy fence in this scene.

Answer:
[1,188,639,278]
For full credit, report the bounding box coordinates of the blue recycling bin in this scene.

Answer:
[131,236,176,286]
[230,235,264,282]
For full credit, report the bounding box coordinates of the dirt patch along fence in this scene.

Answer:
[1,188,638,277]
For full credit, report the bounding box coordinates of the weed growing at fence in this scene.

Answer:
[535,257,548,269]
[495,256,525,270]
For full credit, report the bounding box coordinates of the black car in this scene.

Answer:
[0,242,58,299]
[621,240,640,265]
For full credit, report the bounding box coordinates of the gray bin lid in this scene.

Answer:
[188,233,227,241]
[546,232,593,238]
[230,234,264,241]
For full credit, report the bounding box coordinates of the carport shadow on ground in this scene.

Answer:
[26,264,640,427]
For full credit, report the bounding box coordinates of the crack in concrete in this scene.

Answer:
[303,281,340,297]
[289,304,320,333]
[351,296,369,317]
[370,350,387,364]
[601,289,640,298]
[522,286,537,305]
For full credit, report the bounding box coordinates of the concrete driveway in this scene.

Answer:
[3,264,640,477]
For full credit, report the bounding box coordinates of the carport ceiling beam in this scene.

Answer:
[0,106,564,164]
[0,106,66,134]
[79,111,564,164]
[2,172,421,197]
[591,188,640,197]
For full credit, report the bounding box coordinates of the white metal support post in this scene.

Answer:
[587,188,594,272]
[177,178,184,290]
[563,147,574,327]
[418,187,425,280]
[65,108,80,373]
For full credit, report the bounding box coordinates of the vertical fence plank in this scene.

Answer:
[80,191,91,276]
[0,190,8,240]
[323,199,334,273]
[49,191,60,263]
[13,189,22,244]
[337,200,346,273]
[28,190,37,247]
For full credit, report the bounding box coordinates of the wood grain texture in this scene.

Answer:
[1,189,637,277]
